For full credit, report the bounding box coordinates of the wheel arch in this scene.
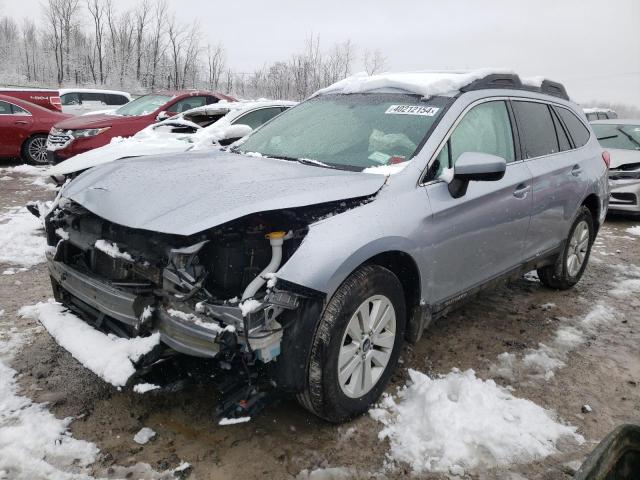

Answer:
[581,193,601,233]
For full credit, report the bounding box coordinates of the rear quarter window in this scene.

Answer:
[555,107,590,148]
[512,101,559,158]
[105,94,129,105]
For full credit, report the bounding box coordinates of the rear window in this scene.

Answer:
[115,94,172,116]
[61,93,80,105]
[512,101,559,158]
[105,94,129,105]
[592,124,640,151]
[555,107,590,147]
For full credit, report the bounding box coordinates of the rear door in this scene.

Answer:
[513,100,588,257]
[0,101,33,156]
[422,99,533,303]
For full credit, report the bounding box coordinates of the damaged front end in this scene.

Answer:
[43,196,368,395]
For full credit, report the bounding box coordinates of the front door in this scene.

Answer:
[421,99,533,305]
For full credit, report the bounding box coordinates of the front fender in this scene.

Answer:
[277,194,423,299]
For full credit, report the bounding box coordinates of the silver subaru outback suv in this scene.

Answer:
[43,71,608,422]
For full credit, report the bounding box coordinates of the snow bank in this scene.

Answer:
[19,300,160,387]
[493,304,614,381]
[370,369,583,474]
[218,416,251,426]
[94,239,133,261]
[133,383,160,394]
[314,68,513,98]
[626,226,640,236]
[0,164,49,177]
[0,313,99,479]
[0,207,47,267]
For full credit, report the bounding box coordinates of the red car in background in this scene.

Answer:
[0,88,62,112]
[0,94,71,165]
[47,90,235,163]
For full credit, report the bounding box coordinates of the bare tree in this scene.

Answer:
[133,0,149,82]
[206,43,225,91]
[363,48,387,75]
[86,0,106,83]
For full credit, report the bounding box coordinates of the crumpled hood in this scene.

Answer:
[61,150,386,236]
[609,148,640,169]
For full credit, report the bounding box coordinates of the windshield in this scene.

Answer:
[115,94,172,116]
[593,124,640,151]
[236,93,449,171]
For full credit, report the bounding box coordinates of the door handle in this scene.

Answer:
[14,121,28,125]
[513,184,530,199]
[571,165,582,176]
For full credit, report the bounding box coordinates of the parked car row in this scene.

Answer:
[38,70,610,422]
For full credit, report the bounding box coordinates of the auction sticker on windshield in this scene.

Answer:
[385,105,440,116]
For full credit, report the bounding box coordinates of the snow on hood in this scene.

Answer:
[609,148,640,169]
[61,150,386,236]
[313,68,514,98]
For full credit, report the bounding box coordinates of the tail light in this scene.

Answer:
[602,151,610,169]
[49,96,62,112]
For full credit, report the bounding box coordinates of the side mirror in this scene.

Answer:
[156,111,170,122]
[217,124,253,145]
[448,152,506,198]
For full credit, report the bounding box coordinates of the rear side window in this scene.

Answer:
[81,92,106,103]
[0,101,12,115]
[550,109,571,151]
[555,107,590,147]
[234,107,284,130]
[170,96,208,114]
[105,94,129,105]
[61,93,80,105]
[512,101,559,158]
[11,104,29,115]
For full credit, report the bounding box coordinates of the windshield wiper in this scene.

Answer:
[617,127,640,149]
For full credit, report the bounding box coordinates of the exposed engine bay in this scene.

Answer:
[44,196,369,368]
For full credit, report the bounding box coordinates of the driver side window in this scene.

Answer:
[450,100,515,166]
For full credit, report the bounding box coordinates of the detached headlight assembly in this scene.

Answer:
[71,127,111,138]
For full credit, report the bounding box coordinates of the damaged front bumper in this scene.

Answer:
[47,252,295,362]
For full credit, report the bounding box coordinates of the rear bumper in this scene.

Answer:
[608,179,640,214]
[47,255,234,358]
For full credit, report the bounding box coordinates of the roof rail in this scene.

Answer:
[459,73,570,101]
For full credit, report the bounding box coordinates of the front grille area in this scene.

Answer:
[47,130,73,150]
[610,192,637,205]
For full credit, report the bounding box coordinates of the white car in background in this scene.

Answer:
[48,100,295,180]
[592,119,640,215]
[59,88,132,116]
[583,107,618,122]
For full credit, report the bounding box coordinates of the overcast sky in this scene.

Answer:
[2,0,639,106]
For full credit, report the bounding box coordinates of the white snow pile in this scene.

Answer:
[362,162,410,176]
[0,206,47,268]
[0,312,99,479]
[239,299,262,317]
[133,383,160,394]
[166,308,234,333]
[94,239,133,262]
[370,368,583,474]
[133,427,156,445]
[19,300,160,387]
[626,226,640,236]
[218,416,251,426]
[296,467,362,480]
[0,164,49,177]
[493,304,615,382]
[314,68,513,98]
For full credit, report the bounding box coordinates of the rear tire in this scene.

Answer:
[538,206,594,290]
[297,265,406,423]
[21,134,49,165]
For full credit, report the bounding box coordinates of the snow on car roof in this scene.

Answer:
[58,88,132,97]
[313,68,518,98]
[583,107,617,114]
[182,99,297,116]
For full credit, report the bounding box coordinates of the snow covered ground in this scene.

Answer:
[0,206,47,268]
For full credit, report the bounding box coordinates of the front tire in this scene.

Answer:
[538,206,594,290]
[22,135,49,165]
[297,265,406,423]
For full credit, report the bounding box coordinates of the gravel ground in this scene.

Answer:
[0,165,638,479]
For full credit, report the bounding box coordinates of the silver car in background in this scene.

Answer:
[43,71,608,422]
[592,119,640,215]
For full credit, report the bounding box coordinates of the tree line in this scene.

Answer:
[0,0,387,100]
